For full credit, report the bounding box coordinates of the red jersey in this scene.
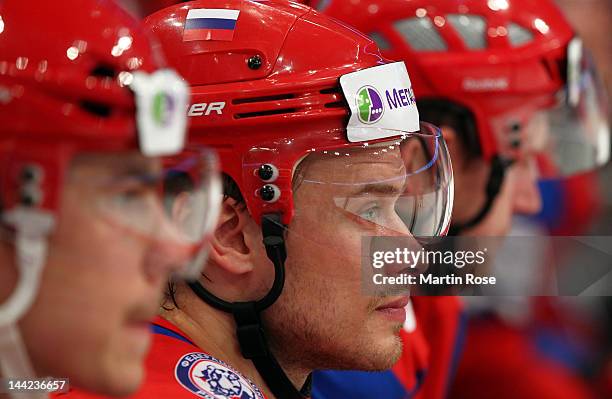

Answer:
[57,317,268,399]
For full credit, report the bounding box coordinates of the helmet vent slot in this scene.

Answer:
[235,108,298,119]
[233,93,295,105]
[324,101,344,109]
[447,14,486,50]
[90,64,117,78]
[320,86,345,108]
[79,100,112,117]
[78,65,117,117]
[368,31,392,51]
[394,17,447,51]
[320,87,341,95]
[507,22,534,47]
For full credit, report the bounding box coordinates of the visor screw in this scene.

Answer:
[510,122,522,132]
[20,187,42,207]
[510,138,521,149]
[259,184,280,203]
[20,164,43,183]
[257,164,279,182]
[247,55,262,70]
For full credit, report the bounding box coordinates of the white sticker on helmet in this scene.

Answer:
[130,69,189,157]
[340,62,420,142]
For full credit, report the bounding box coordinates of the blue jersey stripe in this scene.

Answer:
[152,323,194,346]
[312,369,427,399]
[445,310,468,397]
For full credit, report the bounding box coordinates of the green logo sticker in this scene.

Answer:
[356,85,384,124]
[152,92,175,127]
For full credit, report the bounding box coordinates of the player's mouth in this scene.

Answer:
[374,296,410,323]
[124,304,158,354]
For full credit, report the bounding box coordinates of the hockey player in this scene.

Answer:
[0,0,221,397]
[308,0,610,398]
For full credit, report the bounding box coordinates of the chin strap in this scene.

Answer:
[0,207,55,399]
[448,156,513,235]
[188,213,310,399]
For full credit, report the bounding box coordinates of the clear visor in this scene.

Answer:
[493,51,610,178]
[69,148,221,279]
[543,53,610,176]
[291,122,453,244]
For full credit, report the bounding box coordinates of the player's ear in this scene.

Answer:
[440,125,474,171]
[440,125,467,170]
[207,198,256,275]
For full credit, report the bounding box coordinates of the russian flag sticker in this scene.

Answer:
[183,8,240,42]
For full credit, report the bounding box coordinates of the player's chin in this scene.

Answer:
[381,329,403,362]
[72,354,144,397]
[356,330,403,371]
[94,338,149,396]
[100,358,145,397]
[366,343,402,370]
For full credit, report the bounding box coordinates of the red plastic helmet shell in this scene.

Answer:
[139,0,189,16]
[146,0,389,226]
[0,0,166,216]
[313,0,575,160]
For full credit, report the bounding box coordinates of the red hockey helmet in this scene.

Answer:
[0,0,221,270]
[312,0,610,177]
[146,0,454,233]
[139,0,189,16]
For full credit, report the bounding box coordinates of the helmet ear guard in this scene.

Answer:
[1,148,67,350]
[241,147,298,226]
[1,145,67,216]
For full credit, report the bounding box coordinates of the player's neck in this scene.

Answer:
[262,350,312,398]
[160,297,312,398]
[160,298,281,398]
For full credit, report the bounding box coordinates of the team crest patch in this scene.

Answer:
[175,352,264,399]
